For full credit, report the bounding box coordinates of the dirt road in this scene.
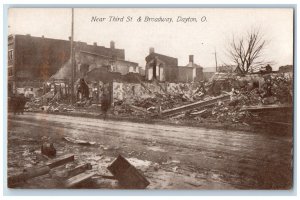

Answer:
[7,113,293,189]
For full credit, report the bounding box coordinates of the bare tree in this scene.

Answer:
[226,29,269,74]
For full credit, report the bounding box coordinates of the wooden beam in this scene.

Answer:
[241,105,293,112]
[65,172,96,188]
[8,166,51,187]
[8,154,75,187]
[128,105,151,114]
[67,163,92,177]
[190,109,208,116]
[46,154,75,168]
[156,94,230,118]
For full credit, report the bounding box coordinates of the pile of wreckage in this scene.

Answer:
[8,136,150,189]
[113,73,293,125]
[24,73,293,126]
[25,92,75,113]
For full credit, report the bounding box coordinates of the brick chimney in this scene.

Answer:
[189,55,194,64]
[93,42,97,46]
[110,41,115,49]
[149,47,155,54]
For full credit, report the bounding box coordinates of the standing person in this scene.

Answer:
[101,86,111,120]
[12,93,22,115]
[18,93,27,114]
[77,78,90,102]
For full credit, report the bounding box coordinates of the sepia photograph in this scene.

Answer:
[6,7,294,190]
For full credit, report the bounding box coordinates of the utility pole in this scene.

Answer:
[214,48,218,72]
[70,8,74,104]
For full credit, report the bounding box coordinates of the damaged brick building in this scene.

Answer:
[178,55,204,82]
[145,48,204,83]
[8,34,71,95]
[7,34,139,95]
[145,48,178,82]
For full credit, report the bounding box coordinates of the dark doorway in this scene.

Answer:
[152,59,157,79]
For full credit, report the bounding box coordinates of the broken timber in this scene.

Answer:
[46,154,75,168]
[128,105,151,114]
[65,172,96,188]
[8,154,74,187]
[241,104,293,126]
[155,94,230,118]
[67,163,92,177]
[190,109,207,116]
[241,104,293,112]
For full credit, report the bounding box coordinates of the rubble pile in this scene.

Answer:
[184,74,293,124]
[25,94,75,113]
[23,73,292,126]
[201,99,252,123]
[268,74,293,104]
[132,93,193,110]
[47,102,75,113]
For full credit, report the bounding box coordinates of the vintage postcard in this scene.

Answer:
[6,7,294,189]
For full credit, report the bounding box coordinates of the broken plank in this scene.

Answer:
[190,109,207,116]
[128,105,151,114]
[241,104,293,112]
[170,113,185,119]
[65,172,96,188]
[98,175,117,180]
[46,154,75,168]
[157,94,230,118]
[8,166,51,187]
[67,163,92,177]
[8,154,75,187]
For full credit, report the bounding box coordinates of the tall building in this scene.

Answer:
[7,34,137,94]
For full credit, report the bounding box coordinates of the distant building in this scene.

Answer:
[8,34,72,94]
[203,65,244,81]
[145,49,204,83]
[278,65,293,77]
[77,48,138,77]
[203,67,216,81]
[279,65,293,73]
[7,34,137,94]
[145,48,178,82]
[217,65,243,74]
[178,55,203,82]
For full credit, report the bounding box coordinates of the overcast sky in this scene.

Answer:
[8,8,294,69]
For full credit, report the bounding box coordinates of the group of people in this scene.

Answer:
[9,78,112,118]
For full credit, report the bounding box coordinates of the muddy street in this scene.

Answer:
[7,113,293,189]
